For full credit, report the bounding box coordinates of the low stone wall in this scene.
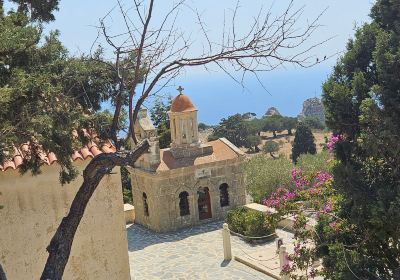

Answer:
[124,203,136,224]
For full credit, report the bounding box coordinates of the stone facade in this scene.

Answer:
[130,153,245,232]
[130,92,246,232]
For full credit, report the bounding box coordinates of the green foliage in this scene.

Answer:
[120,167,133,204]
[261,115,298,137]
[157,122,171,149]
[302,116,325,130]
[226,207,277,238]
[291,123,316,163]
[320,0,400,277]
[0,7,121,183]
[296,151,332,174]
[209,113,261,150]
[2,0,60,22]
[150,96,171,127]
[245,155,293,202]
[150,97,172,149]
[198,122,210,130]
[243,134,261,152]
[262,115,284,137]
[282,117,298,135]
[263,141,280,158]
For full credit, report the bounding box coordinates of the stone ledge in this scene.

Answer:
[234,255,281,279]
[124,203,135,224]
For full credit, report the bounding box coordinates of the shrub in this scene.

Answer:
[263,141,280,158]
[226,207,277,237]
[245,155,293,202]
[291,123,316,163]
[296,151,333,174]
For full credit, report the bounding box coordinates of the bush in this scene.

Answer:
[226,207,277,237]
[263,141,280,158]
[245,155,293,202]
[296,151,333,174]
[291,123,316,163]
[302,116,325,130]
[198,122,210,130]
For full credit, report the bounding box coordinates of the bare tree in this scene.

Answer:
[41,0,329,279]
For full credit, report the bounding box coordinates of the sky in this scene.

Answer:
[41,0,373,124]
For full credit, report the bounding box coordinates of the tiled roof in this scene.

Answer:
[156,138,242,171]
[0,139,116,172]
[170,93,196,113]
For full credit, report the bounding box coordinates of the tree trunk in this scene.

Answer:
[0,263,7,280]
[273,131,277,138]
[40,140,149,280]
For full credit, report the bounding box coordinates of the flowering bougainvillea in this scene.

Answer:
[326,134,341,153]
[262,146,343,279]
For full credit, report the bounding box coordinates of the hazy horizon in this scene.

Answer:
[29,0,372,124]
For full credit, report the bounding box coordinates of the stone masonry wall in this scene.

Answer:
[130,158,246,232]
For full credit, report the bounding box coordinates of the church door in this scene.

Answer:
[198,187,212,220]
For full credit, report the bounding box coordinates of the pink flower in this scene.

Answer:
[286,191,296,200]
[327,134,341,152]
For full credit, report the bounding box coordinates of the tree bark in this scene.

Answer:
[40,139,149,280]
[0,263,7,280]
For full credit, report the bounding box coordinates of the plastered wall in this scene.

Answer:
[0,161,130,280]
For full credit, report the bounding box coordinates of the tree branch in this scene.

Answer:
[0,263,7,280]
[40,139,150,280]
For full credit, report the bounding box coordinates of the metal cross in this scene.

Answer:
[177,86,184,94]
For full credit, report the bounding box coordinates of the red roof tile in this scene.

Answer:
[156,139,241,171]
[170,94,196,113]
[0,140,116,172]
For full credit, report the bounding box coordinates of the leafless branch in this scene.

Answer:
[94,0,330,144]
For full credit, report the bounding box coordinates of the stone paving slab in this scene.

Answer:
[127,221,274,280]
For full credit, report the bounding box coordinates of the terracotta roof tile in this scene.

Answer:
[156,139,241,172]
[1,138,116,172]
[170,94,196,113]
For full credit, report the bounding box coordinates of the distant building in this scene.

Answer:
[130,89,246,232]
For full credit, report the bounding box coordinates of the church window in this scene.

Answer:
[143,192,149,216]
[179,191,190,216]
[219,183,229,207]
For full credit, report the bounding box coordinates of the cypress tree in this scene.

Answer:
[291,123,316,163]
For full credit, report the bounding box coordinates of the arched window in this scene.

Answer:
[143,192,149,216]
[219,183,229,207]
[179,191,190,216]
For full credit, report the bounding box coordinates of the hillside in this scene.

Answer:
[199,128,330,159]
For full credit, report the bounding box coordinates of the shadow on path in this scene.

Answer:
[127,220,224,252]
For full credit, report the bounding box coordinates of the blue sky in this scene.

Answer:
[42,0,372,124]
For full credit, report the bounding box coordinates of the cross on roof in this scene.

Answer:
[177,86,184,94]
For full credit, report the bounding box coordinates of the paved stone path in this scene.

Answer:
[127,221,274,280]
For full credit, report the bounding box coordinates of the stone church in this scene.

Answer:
[130,89,246,232]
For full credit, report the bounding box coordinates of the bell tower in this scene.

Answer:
[168,87,213,159]
[169,86,200,148]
